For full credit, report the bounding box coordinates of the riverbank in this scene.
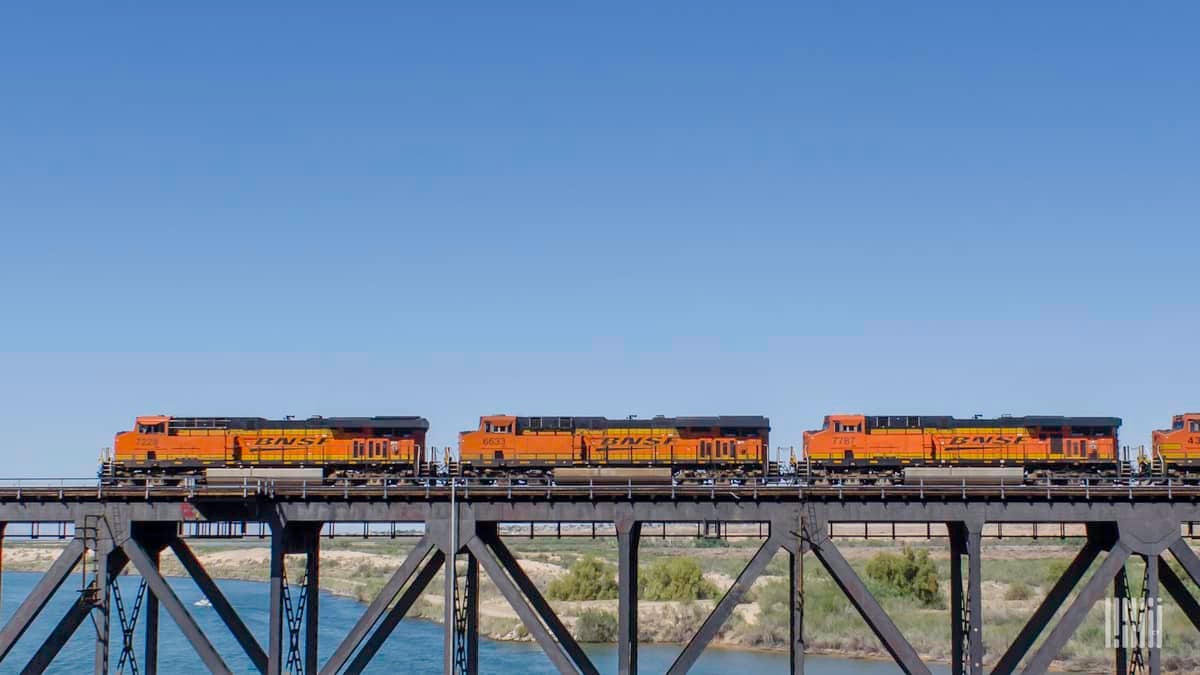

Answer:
[5,536,1198,673]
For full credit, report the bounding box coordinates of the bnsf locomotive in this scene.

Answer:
[103,412,1200,485]
[802,414,1123,484]
[456,414,772,482]
[106,415,429,484]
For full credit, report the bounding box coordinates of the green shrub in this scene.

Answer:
[1005,581,1033,601]
[573,609,618,642]
[639,557,719,601]
[546,556,618,601]
[865,546,942,607]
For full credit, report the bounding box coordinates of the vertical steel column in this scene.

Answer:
[949,521,982,675]
[616,519,641,675]
[305,528,320,675]
[444,539,456,674]
[1145,554,1160,675]
[789,540,804,674]
[966,523,983,675]
[94,540,111,675]
[1114,567,1128,675]
[445,486,459,675]
[0,522,6,615]
[949,525,965,675]
[144,547,161,675]
[268,521,286,675]
[465,553,479,675]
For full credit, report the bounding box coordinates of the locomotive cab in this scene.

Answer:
[136,416,169,435]
[115,415,174,462]
[460,415,519,463]
[804,414,868,463]
[480,415,516,434]
[1152,413,1200,476]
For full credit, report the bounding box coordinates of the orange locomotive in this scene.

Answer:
[1149,413,1200,478]
[107,415,429,483]
[457,415,771,481]
[803,414,1122,482]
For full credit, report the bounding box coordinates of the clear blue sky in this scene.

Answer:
[1,3,1197,475]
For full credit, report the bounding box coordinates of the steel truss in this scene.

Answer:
[0,498,1198,673]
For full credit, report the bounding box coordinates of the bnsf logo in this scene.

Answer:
[595,436,673,447]
[946,436,1024,445]
[251,437,330,447]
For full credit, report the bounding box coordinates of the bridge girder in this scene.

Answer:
[0,494,1197,673]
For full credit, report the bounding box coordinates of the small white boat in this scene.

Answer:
[193,598,212,608]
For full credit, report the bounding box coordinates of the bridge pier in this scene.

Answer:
[787,533,804,675]
[949,520,983,675]
[267,517,321,675]
[616,518,640,675]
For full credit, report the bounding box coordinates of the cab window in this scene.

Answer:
[138,423,166,434]
[1191,420,1200,433]
[1175,418,1185,431]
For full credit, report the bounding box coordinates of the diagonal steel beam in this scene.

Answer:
[992,537,1103,675]
[1019,540,1132,675]
[346,550,445,674]
[467,536,579,675]
[168,538,267,673]
[1159,558,1200,634]
[0,538,85,662]
[667,535,784,675]
[320,534,436,675]
[122,538,232,675]
[481,528,599,675]
[808,533,931,675]
[1168,538,1200,587]
[20,593,93,675]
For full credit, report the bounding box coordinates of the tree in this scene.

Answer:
[639,557,719,601]
[865,546,942,607]
[547,556,618,601]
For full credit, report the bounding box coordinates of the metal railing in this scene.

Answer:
[0,473,1196,502]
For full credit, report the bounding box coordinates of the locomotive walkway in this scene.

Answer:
[0,478,1197,674]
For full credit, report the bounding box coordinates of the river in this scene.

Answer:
[1,572,948,673]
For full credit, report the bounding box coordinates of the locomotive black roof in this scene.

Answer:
[862,415,1121,430]
[515,416,769,432]
[169,416,429,431]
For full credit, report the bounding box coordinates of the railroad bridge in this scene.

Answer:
[0,480,1199,675]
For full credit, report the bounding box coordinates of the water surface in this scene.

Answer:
[1,572,947,673]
